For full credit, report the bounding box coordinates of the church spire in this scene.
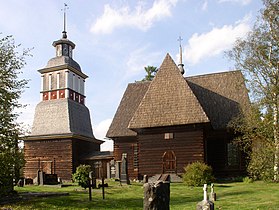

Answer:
[62,3,69,39]
[177,36,185,75]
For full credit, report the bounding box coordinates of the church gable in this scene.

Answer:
[128,54,209,129]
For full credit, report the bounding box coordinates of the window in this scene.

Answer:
[164,133,174,140]
[133,144,139,171]
[227,143,240,167]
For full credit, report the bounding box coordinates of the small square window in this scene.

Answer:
[164,133,174,139]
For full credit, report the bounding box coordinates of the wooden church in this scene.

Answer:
[106,49,250,180]
[23,30,103,181]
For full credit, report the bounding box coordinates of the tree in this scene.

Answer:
[142,66,158,81]
[227,0,279,181]
[0,35,29,196]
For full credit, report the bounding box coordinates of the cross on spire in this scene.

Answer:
[177,36,183,47]
[62,3,69,38]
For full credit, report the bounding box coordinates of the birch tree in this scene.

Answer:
[228,0,279,181]
[0,35,28,195]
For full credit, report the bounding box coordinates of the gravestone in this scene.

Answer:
[196,184,214,210]
[120,153,130,184]
[143,174,170,210]
[89,171,96,189]
[210,184,216,201]
[143,175,148,184]
[17,179,24,187]
[37,171,58,185]
[39,171,44,185]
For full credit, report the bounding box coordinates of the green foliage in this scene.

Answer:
[182,162,215,187]
[248,139,274,181]
[227,0,279,181]
[0,34,29,196]
[230,105,275,181]
[72,164,91,189]
[243,176,254,183]
[142,66,158,81]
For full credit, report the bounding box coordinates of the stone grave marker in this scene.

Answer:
[143,174,170,210]
[196,184,214,210]
[120,153,130,184]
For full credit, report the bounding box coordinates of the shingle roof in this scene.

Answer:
[81,151,114,161]
[187,70,249,129]
[30,98,97,141]
[106,82,150,137]
[106,54,249,138]
[128,54,209,129]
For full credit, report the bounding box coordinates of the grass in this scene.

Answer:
[1,180,279,210]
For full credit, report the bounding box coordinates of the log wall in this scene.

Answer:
[24,139,73,181]
[138,128,204,177]
[205,129,247,176]
[72,140,100,170]
[113,137,139,179]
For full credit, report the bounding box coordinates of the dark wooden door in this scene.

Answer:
[162,151,176,173]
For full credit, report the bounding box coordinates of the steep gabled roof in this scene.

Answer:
[106,82,150,137]
[106,54,250,138]
[128,54,209,129]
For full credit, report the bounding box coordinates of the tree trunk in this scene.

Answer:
[273,98,279,182]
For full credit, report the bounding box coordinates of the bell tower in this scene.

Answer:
[24,8,103,181]
[39,32,86,105]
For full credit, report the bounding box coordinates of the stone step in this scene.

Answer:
[148,173,183,183]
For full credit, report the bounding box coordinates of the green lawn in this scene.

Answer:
[1,180,278,210]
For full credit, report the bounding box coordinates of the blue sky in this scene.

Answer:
[0,0,263,151]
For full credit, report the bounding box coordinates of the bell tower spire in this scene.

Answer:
[62,3,69,39]
[37,3,88,105]
[177,36,185,75]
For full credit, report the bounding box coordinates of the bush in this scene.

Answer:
[247,140,274,182]
[72,164,91,189]
[243,176,253,183]
[182,162,215,187]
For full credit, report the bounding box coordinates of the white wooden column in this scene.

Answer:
[65,70,69,98]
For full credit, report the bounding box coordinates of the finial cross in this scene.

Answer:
[177,36,183,46]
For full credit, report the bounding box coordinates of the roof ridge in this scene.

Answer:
[186,70,241,79]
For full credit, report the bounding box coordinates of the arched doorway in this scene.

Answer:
[162,151,176,174]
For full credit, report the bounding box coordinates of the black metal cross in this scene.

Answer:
[177,36,183,46]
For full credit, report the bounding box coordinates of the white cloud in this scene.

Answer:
[93,119,113,151]
[184,14,251,65]
[125,45,162,79]
[91,0,178,34]
[218,0,252,5]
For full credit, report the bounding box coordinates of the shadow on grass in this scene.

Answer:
[5,190,143,210]
[219,190,254,199]
[216,184,232,188]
